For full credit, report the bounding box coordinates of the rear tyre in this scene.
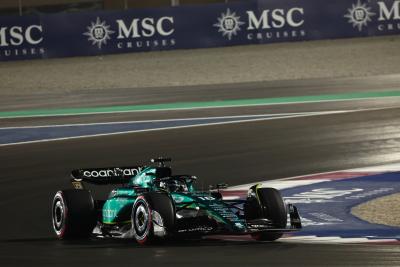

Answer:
[247,187,287,241]
[52,189,96,239]
[132,192,175,245]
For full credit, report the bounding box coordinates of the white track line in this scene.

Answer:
[0,109,358,147]
[1,107,397,147]
[0,111,341,130]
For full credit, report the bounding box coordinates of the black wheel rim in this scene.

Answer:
[53,197,64,233]
[134,202,149,237]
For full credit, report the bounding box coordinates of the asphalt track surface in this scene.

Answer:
[1,75,400,266]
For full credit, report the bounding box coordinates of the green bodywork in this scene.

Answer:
[101,166,246,232]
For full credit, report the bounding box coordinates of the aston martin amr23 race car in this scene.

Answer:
[52,158,301,244]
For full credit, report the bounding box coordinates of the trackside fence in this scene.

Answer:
[0,0,399,61]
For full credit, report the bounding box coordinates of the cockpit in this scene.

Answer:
[148,165,196,193]
[158,177,189,192]
[129,164,196,193]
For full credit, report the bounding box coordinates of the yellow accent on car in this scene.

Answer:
[255,183,262,205]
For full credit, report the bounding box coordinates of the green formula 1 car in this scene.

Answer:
[52,158,301,244]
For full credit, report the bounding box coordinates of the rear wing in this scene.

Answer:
[71,166,143,186]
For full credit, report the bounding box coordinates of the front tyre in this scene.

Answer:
[132,196,153,244]
[52,189,96,239]
[131,192,175,245]
[247,187,287,241]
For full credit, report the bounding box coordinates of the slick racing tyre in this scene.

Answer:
[246,187,287,241]
[131,192,175,245]
[52,189,96,239]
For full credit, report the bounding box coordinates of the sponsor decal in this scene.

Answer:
[214,8,245,40]
[83,15,176,50]
[376,0,400,31]
[178,226,214,233]
[83,17,114,49]
[82,167,141,178]
[103,208,118,218]
[214,7,306,42]
[344,0,400,32]
[344,0,375,31]
[0,24,45,58]
[209,202,242,222]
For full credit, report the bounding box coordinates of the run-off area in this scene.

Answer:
[222,164,400,244]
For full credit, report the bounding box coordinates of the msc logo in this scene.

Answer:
[84,16,175,49]
[344,0,375,31]
[376,0,400,31]
[344,0,400,32]
[378,0,400,20]
[83,17,114,49]
[116,17,174,38]
[0,25,43,47]
[214,7,305,40]
[214,8,245,40]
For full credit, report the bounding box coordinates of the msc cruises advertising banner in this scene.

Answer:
[0,0,399,61]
